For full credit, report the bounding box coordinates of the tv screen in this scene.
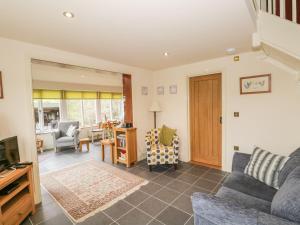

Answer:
[0,136,20,170]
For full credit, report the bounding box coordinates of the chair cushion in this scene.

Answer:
[216,186,271,213]
[223,172,277,202]
[56,136,74,144]
[158,125,176,146]
[66,125,76,137]
[271,167,300,223]
[244,147,289,189]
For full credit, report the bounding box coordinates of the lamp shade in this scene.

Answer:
[149,101,161,112]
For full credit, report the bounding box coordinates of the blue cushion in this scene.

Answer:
[271,166,300,223]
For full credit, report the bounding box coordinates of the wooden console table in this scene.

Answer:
[0,166,35,225]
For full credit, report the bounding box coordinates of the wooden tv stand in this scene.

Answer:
[0,166,35,225]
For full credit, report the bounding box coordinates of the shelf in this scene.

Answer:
[0,181,30,207]
[117,158,126,164]
[117,147,126,151]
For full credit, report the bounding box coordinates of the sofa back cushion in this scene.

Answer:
[244,147,289,189]
[289,147,300,158]
[271,166,300,223]
[278,156,300,187]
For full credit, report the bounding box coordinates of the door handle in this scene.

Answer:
[220,116,222,124]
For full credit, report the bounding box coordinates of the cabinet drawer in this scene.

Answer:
[3,194,32,225]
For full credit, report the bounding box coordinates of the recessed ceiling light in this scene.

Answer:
[63,11,74,18]
[164,52,169,56]
[226,48,236,55]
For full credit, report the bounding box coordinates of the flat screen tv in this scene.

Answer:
[0,136,20,171]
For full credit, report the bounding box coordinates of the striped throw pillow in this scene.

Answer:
[244,147,289,189]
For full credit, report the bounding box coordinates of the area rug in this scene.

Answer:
[40,160,148,222]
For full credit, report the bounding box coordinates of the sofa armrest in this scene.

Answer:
[258,212,299,225]
[232,152,251,173]
[73,129,80,144]
[145,133,151,152]
[172,135,179,154]
[192,192,258,225]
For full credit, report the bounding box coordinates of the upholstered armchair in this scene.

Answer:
[145,128,179,171]
[52,121,80,152]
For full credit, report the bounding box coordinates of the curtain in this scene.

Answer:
[33,89,122,100]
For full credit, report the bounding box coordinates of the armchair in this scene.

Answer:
[52,121,80,152]
[145,128,179,171]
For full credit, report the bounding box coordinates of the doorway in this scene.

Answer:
[189,73,222,167]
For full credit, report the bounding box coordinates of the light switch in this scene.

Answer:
[234,112,239,117]
[234,146,239,151]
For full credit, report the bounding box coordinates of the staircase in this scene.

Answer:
[251,0,300,63]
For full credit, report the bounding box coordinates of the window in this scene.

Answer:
[33,89,123,130]
[66,100,97,126]
[100,99,112,121]
[66,100,83,125]
[112,99,123,120]
[34,99,60,131]
[83,100,97,125]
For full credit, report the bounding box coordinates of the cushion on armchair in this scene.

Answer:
[159,125,176,146]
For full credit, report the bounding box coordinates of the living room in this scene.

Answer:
[0,1,300,225]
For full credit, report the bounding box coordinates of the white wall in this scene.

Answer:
[153,51,300,171]
[0,37,153,203]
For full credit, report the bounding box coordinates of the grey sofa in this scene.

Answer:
[52,121,80,152]
[192,149,300,225]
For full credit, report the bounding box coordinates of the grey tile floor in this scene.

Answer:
[22,144,228,225]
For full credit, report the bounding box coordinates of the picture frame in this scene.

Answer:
[240,74,271,95]
[169,85,177,94]
[0,72,3,99]
[141,86,148,95]
[157,86,164,95]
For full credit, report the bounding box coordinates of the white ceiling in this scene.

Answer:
[0,0,255,70]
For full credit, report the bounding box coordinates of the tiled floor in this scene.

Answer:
[23,144,228,225]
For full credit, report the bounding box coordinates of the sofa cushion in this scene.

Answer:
[289,147,300,158]
[278,156,300,187]
[271,167,300,223]
[56,136,74,144]
[244,147,289,189]
[223,171,277,202]
[216,186,271,213]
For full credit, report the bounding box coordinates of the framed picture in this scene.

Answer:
[0,72,3,99]
[141,86,148,95]
[240,74,271,95]
[157,86,164,95]
[169,85,177,94]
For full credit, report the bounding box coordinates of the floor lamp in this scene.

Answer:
[149,101,161,128]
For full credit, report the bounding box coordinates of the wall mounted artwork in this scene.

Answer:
[157,86,164,95]
[240,74,271,95]
[0,72,3,99]
[169,85,177,94]
[141,86,148,95]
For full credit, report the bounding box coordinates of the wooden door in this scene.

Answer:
[122,74,133,124]
[189,74,222,167]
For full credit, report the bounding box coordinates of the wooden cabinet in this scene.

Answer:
[0,166,35,225]
[114,127,137,167]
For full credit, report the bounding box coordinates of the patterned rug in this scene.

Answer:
[41,160,147,222]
